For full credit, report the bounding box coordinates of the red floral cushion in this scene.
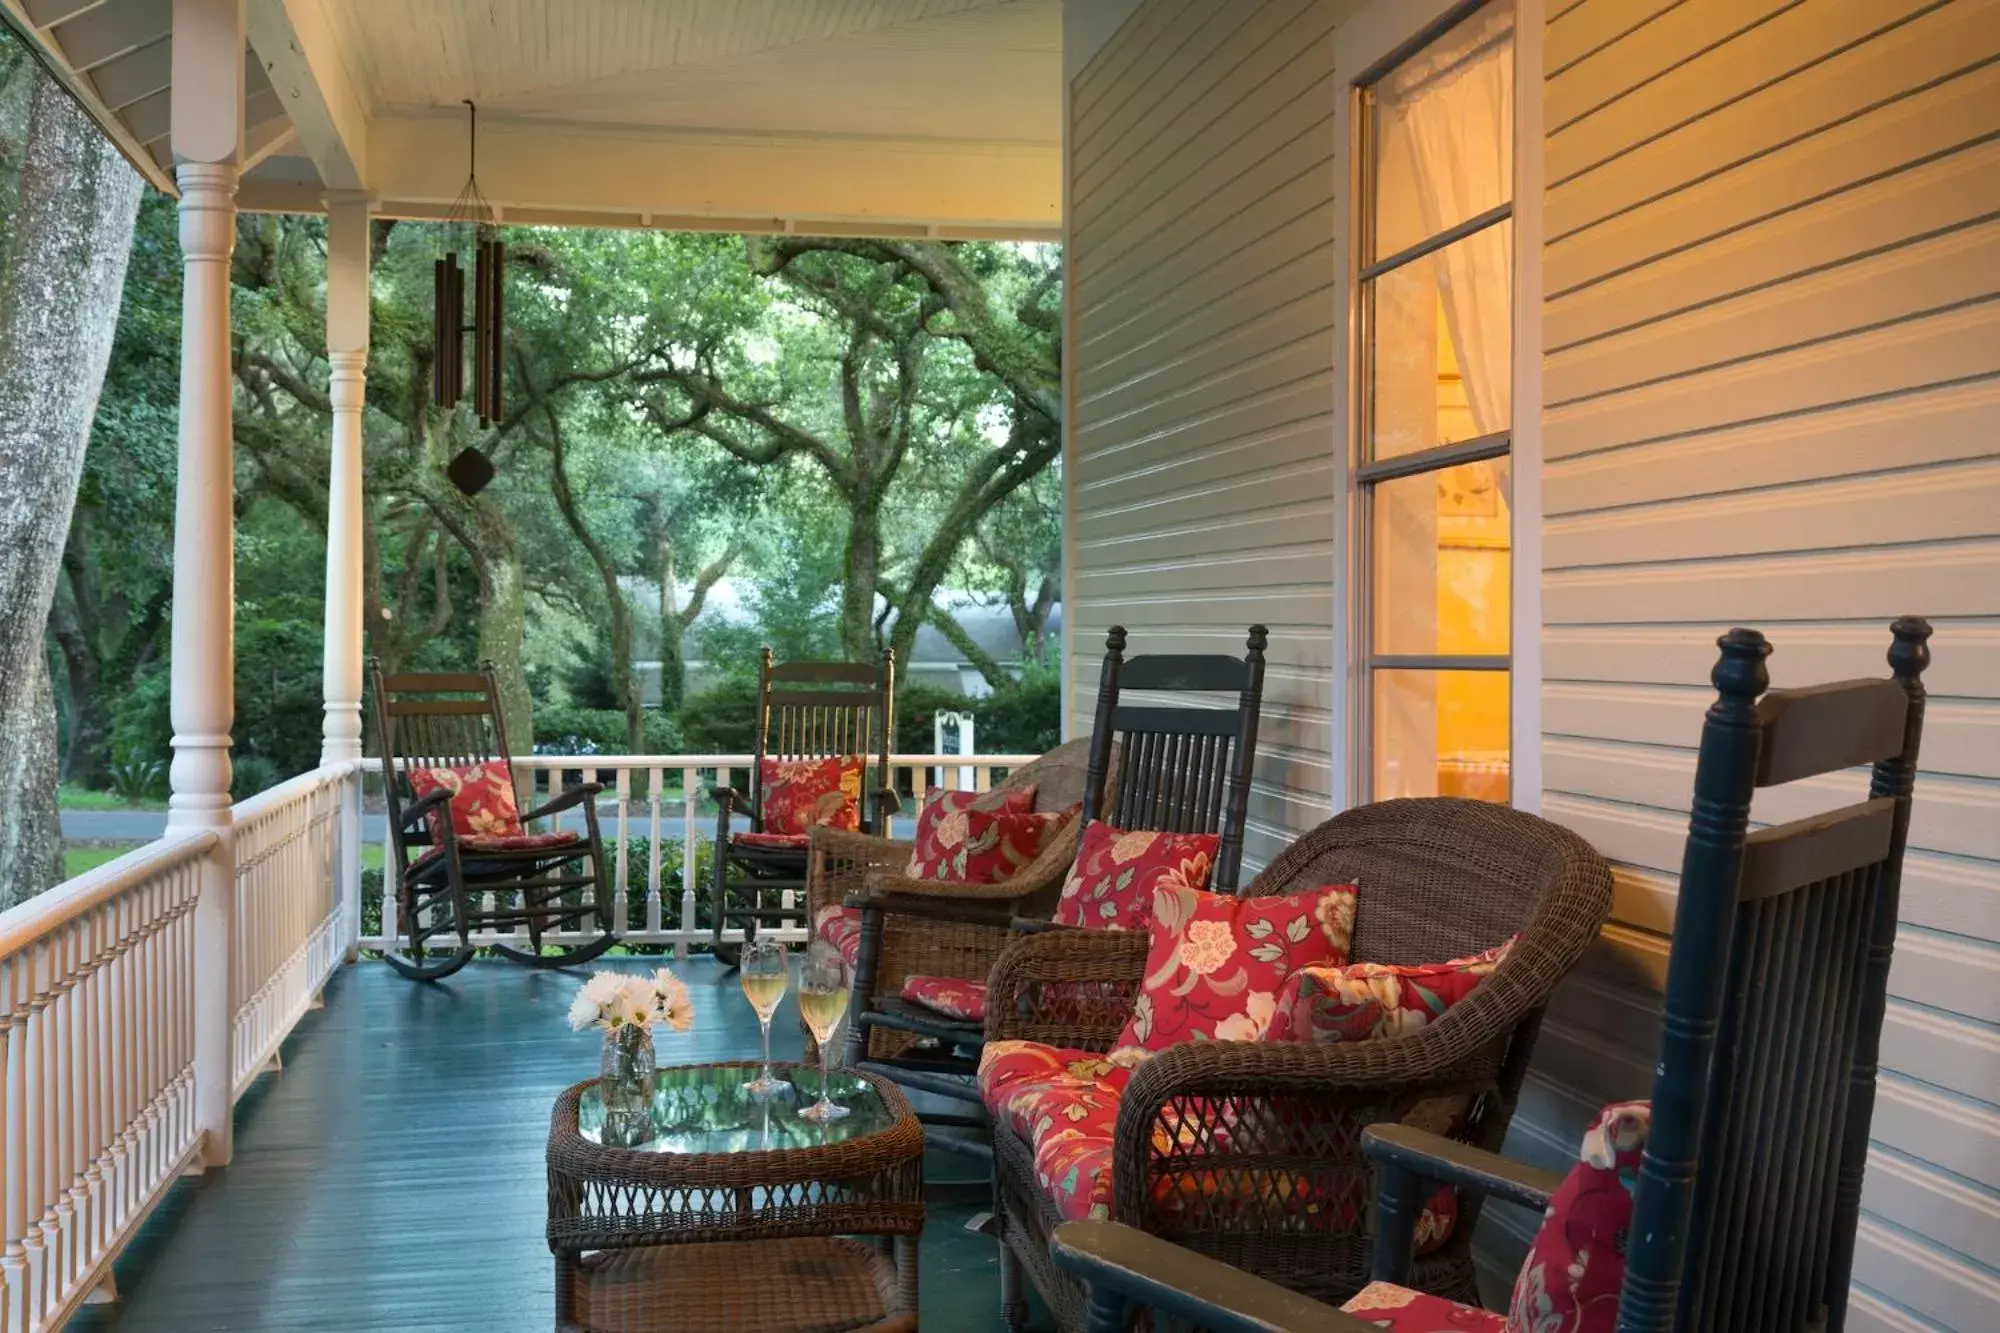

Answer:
[1503,1101,1650,1333]
[1340,1282,1505,1330]
[899,975,988,1023]
[460,830,583,853]
[902,785,1036,880]
[1112,884,1358,1055]
[903,805,1071,884]
[406,760,523,840]
[1266,938,1515,1044]
[733,831,812,850]
[759,756,862,835]
[978,1041,1142,1139]
[1053,822,1220,930]
[812,904,862,968]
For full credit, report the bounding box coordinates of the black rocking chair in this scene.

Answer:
[368,659,617,981]
[844,624,1269,1162]
[1049,616,1933,1333]
[710,647,895,969]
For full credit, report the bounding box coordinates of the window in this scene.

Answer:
[1354,0,1515,804]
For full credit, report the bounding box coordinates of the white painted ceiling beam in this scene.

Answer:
[307,112,1060,238]
[244,0,366,190]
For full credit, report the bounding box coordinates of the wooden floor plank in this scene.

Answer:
[68,958,1033,1332]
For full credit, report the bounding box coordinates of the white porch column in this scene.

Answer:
[169,0,244,1170]
[322,193,370,957]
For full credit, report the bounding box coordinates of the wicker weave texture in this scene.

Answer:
[986,797,1614,1329]
[547,1064,925,1332]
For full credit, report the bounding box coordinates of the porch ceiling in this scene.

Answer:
[3,0,1062,238]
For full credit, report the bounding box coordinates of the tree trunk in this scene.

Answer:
[47,584,103,783]
[544,401,641,753]
[470,521,533,753]
[841,496,883,661]
[0,71,144,904]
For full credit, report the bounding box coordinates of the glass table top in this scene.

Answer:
[577,1064,896,1153]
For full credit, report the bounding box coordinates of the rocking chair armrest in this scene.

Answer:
[1360,1123,1561,1288]
[709,784,750,812]
[1050,1220,1370,1333]
[398,787,455,830]
[1361,1123,1561,1214]
[519,782,603,823]
[844,891,1019,931]
[871,786,902,819]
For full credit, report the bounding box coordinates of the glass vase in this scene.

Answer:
[599,1023,657,1126]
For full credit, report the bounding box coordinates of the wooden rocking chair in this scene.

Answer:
[1048,617,1933,1333]
[368,659,617,981]
[709,648,895,968]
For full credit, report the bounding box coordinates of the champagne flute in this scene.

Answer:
[796,940,852,1123]
[739,937,789,1097]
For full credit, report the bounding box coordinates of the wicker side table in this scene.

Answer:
[547,1062,924,1333]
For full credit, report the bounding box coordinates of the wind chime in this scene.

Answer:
[433,99,504,495]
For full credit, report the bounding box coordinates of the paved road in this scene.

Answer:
[62,807,919,844]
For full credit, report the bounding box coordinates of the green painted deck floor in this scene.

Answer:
[70,958,1040,1332]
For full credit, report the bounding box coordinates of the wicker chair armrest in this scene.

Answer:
[1050,1220,1370,1333]
[807,828,914,925]
[859,868,1054,903]
[519,782,603,823]
[984,927,1149,1046]
[1112,1036,1504,1229]
[850,891,1018,930]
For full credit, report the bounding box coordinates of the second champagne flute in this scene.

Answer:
[739,936,788,1097]
[796,940,851,1123]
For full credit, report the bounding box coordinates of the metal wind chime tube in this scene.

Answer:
[433,100,504,432]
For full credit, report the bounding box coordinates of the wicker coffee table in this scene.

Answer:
[546,1062,925,1333]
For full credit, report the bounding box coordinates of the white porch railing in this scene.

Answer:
[0,762,364,1333]
[1,751,1020,1330]
[0,833,210,1333]
[357,754,1035,955]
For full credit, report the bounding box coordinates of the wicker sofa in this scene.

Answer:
[983,797,1614,1330]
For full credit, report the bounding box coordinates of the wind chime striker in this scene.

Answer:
[434,100,504,495]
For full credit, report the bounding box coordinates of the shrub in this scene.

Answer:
[231,754,283,800]
[674,676,760,753]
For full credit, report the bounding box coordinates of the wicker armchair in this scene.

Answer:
[984,797,1615,1331]
[808,738,1105,1063]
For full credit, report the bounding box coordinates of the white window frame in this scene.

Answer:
[1330,0,1544,813]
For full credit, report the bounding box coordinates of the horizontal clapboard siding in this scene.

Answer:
[1515,1,2000,1327]
[1066,0,1340,871]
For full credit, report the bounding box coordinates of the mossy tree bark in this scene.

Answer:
[0,68,143,906]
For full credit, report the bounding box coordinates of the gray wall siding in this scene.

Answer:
[1516,2,2000,1328]
[1064,0,1341,872]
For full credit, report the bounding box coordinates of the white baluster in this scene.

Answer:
[614,767,631,937]
[646,768,664,936]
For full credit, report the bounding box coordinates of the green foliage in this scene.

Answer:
[105,756,165,804]
[673,678,761,754]
[234,617,325,779]
[533,705,686,757]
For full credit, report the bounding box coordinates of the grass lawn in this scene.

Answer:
[59,782,165,811]
[63,844,143,877]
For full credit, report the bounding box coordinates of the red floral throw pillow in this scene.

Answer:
[1112,884,1359,1055]
[1265,938,1515,1044]
[759,756,862,835]
[406,760,523,841]
[1504,1101,1650,1333]
[1053,822,1220,930]
[905,806,1071,883]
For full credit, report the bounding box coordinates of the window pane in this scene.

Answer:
[1371,465,1512,658]
[1365,222,1513,462]
[1372,669,1510,802]
[1367,0,1515,262]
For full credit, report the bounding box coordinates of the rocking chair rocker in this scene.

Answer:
[368,659,617,981]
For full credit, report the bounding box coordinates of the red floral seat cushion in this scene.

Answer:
[978,1041,1141,1140]
[407,760,524,840]
[1340,1282,1505,1330]
[1111,884,1359,1056]
[898,975,988,1023]
[813,904,862,968]
[759,756,863,835]
[1266,938,1515,1044]
[733,831,812,850]
[1053,822,1220,930]
[904,805,1072,884]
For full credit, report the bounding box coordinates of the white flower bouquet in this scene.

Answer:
[568,967,695,1035]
